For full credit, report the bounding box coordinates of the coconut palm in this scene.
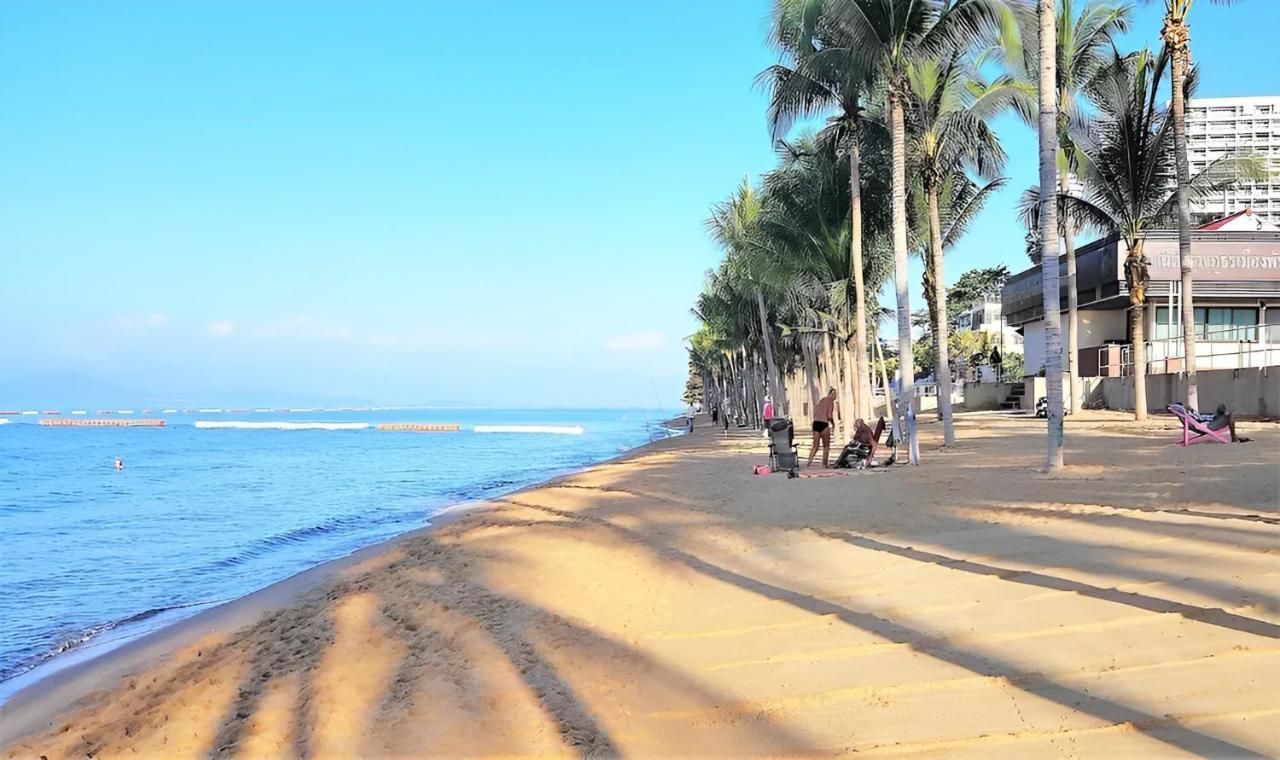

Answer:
[1035,0,1065,466]
[707,181,789,416]
[903,53,1025,446]
[997,0,1130,415]
[1148,0,1236,413]
[1059,47,1258,421]
[822,0,1007,464]
[761,0,878,420]
[760,137,895,431]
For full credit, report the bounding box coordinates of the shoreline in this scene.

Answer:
[4,411,1275,757]
[0,420,690,746]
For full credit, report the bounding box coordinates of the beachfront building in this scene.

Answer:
[1184,96,1280,224]
[954,295,1024,352]
[1002,219,1280,411]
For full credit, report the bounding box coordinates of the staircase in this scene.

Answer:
[1000,383,1025,411]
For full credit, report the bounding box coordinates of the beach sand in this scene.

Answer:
[2,411,1278,758]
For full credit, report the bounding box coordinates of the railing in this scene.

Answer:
[1088,322,1280,377]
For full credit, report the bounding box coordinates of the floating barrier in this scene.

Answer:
[376,423,461,432]
[0,411,20,416]
[195,421,369,430]
[473,425,584,435]
[40,418,165,427]
[71,410,87,415]
[42,410,61,415]
[21,411,38,415]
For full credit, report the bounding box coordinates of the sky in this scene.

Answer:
[1,1,1276,408]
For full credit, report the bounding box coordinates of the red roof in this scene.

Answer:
[1197,208,1252,230]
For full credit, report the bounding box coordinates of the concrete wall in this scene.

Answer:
[959,382,1014,411]
[1023,310,1127,376]
[1097,366,1280,417]
[1078,309,1127,348]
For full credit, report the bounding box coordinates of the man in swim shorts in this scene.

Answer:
[807,387,839,468]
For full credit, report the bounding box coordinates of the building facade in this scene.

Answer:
[1185,96,1280,224]
[953,295,1024,351]
[1002,228,1280,395]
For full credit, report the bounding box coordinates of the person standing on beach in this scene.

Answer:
[807,388,839,468]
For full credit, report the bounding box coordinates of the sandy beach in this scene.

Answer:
[1,411,1277,758]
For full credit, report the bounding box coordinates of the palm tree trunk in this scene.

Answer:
[1060,171,1080,414]
[1037,0,1065,469]
[1132,304,1147,421]
[849,142,872,420]
[754,289,783,414]
[927,187,956,446]
[1131,240,1148,422]
[843,334,858,430]
[889,86,919,465]
[1166,12,1199,411]
[824,328,848,439]
[875,336,896,437]
[802,335,820,413]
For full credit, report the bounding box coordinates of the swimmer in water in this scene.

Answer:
[114,458,123,470]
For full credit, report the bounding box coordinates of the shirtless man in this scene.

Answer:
[807,388,839,467]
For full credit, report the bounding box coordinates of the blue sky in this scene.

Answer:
[0,1,1274,407]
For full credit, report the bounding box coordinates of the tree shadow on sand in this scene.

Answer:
[501,498,1270,758]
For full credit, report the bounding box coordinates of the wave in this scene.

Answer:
[0,599,226,684]
[0,419,8,426]
[473,425,584,435]
[195,421,370,430]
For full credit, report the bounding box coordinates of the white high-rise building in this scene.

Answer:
[1185,96,1280,224]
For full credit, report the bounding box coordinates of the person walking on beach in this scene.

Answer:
[807,388,839,468]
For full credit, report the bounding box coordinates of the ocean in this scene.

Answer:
[0,408,677,699]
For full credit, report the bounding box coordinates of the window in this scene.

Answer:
[1153,307,1258,341]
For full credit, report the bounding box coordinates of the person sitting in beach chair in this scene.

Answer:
[1167,402,1250,445]
[767,418,799,476]
[834,416,886,469]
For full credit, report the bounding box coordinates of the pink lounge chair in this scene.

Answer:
[1167,404,1231,446]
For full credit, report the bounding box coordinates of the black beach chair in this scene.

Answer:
[767,418,799,477]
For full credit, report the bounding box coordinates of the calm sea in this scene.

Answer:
[0,408,677,698]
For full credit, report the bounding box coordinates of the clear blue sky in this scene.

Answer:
[0,1,1274,408]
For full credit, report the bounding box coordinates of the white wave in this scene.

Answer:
[195,421,370,430]
[0,419,9,425]
[473,425,584,435]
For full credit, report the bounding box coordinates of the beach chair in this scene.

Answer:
[1167,404,1231,446]
[767,418,799,476]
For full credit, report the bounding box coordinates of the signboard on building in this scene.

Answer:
[1139,240,1280,281]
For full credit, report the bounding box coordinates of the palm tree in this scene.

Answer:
[1149,0,1236,413]
[762,0,876,421]
[998,0,1130,414]
[824,0,1006,464]
[1036,0,1065,466]
[757,137,895,433]
[1062,47,1256,421]
[904,53,1024,446]
[706,182,789,418]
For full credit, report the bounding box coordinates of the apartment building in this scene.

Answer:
[1185,96,1280,224]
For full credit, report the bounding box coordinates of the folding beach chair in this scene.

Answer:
[767,418,799,477]
[1167,404,1231,446]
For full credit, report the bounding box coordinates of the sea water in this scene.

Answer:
[0,408,676,698]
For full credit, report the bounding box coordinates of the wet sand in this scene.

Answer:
[2,411,1278,757]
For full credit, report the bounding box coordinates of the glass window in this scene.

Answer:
[1153,307,1261,340]
[1234,308,1258,341]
